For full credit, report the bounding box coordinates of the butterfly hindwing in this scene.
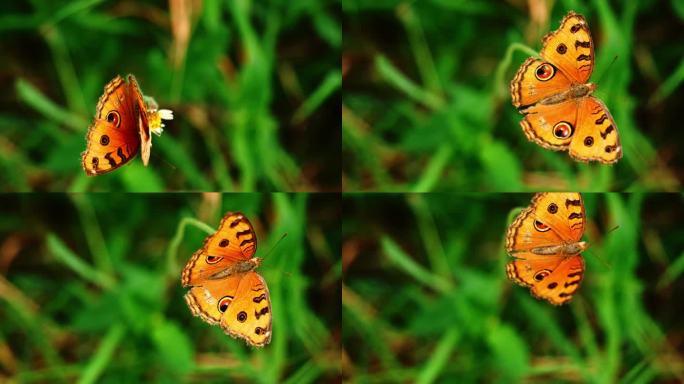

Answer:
[568,96,622,163]
[507,253,584,305]
[518,99,581,151]
[184,275,242,325]
[220,271,272,347]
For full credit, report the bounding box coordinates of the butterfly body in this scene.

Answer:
[505,193,587,305]
[530,82,594,107]
[529,240,587,256]
[182,212,272,347]
[510,11,621,164]
[208,257,262,280]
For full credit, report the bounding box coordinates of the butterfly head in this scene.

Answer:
[565,241,589,255]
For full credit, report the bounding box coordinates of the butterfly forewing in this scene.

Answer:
[528,192,585,243]
[81,75,141,175]
[181,212,258,286]
[539,11,594,84]
[510,58,574,108]
[206,212,257,261]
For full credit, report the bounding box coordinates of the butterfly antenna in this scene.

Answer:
[586,225,619,270]
[260,233,288,263]
[158,157,177,172]
[605,225,620,235]
[586,249,612,270]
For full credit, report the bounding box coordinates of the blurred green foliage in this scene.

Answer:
[0,193,341,382]
[0,0,341,192]
[343,1,684,192]
[342,193,684,382]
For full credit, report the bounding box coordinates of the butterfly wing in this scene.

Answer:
[127,75,152,166]
[184,275,241,325]
[181,212,258,287]
[568,96,622,163]
[517,98,581,151]
[506,192,585,253]
[506,193,586,305]
[519,96,621,163]
[507,253,584,305]
[539,11,594,84]
[220,271,272,347]
[510,57,574,108]
[81,75,142,175]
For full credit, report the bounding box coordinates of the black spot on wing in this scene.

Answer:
[253,294,267,303]
[104,152,117,167]
[254,306,269,319]
[240,238,255,247]
[600,125,614,140]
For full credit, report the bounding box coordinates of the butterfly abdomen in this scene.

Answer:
[530,241,588,256]
[535,83,594,107]
[207,258,261,280]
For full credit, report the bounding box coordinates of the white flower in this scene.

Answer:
[147,108,172,136]
[159,109,174,121]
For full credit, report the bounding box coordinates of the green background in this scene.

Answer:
[0,0,341,192]
[0,193,341,382]
[342,193,684,382]
[343,1,684,192]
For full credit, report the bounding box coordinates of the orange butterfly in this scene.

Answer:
[505,193,588,305]
[181,212,272,347]
[510,11,622,164]
[81,74,173,175]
